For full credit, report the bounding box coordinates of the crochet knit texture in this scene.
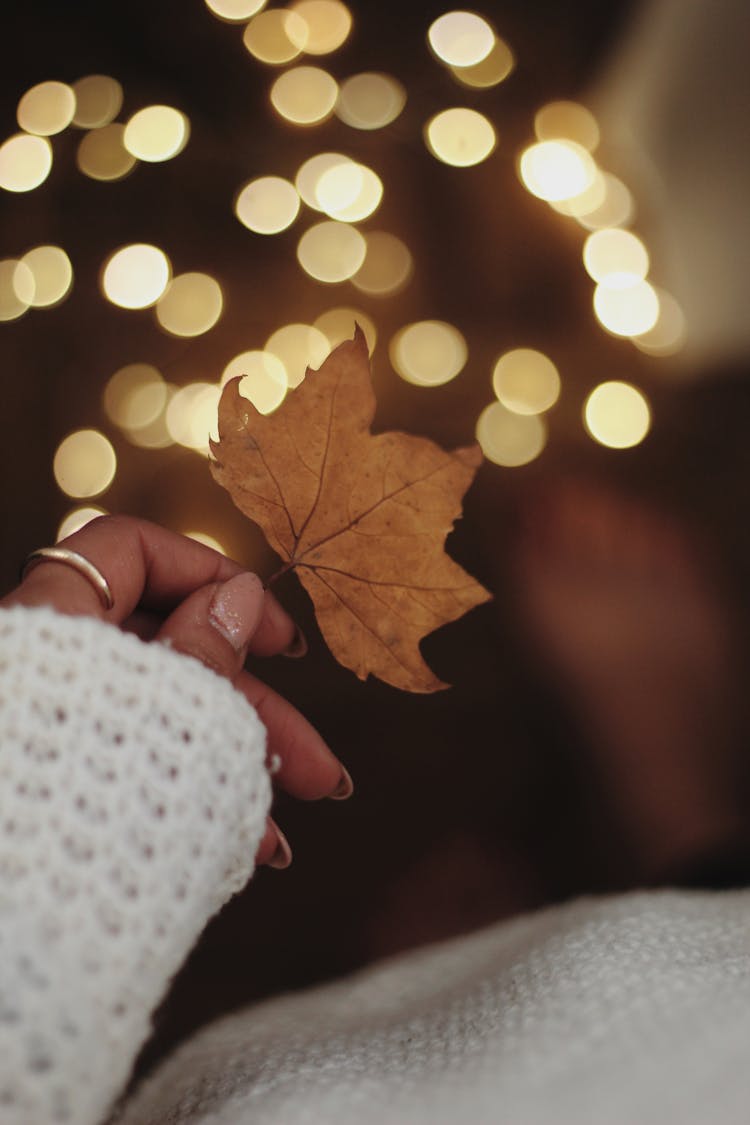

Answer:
[0,605,270,1125]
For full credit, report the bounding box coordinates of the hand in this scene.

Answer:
[2,515,352,869]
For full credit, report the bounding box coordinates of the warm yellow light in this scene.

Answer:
[57,506,107,541]
[492,349,560,415]
[297,221,366,283]
[534,100,599,151]
[295,152,350,208]
[220,350,288,414]
[53,429,117,498]
[390,321,467,386]
[270,66,338,125]
[519,140,596,201]
[313,307,377,354]
[264,323,330,387]
[17,81,75,136]
[476,401,547,466]
[633,289,687,357]
[166,383,221,453]
[0,133,53,192]
[594,281,659,337]
[577,173,634,231]
[76,124,137,181]
[104,363,167,430]
[155,272,223,337]
[243,9,308,63]
[20,245,73,308]
[290,0,352,54]
[124,385,175,449]
[449,38,514,87]
[101,244,171,309]
[425,107,496,167]
[204,0,267,20]
[583,228,649,288]
[0,260,34,321]
[550,168,607,218]
[352,231,413,296]
[123,105,189,162]
[428,11,495,67]
[584,381,651,449]
[335,72,406,130]
[71,75,123,129]
[318,163,383,221]
[235,175,300,234]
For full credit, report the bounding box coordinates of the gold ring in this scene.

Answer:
[20,547,114,610]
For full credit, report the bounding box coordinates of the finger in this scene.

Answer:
[9,516,244,623]
[156,572,265,681]
[256,817,293,869]
[236,669,353,801]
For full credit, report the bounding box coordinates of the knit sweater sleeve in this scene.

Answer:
[0,604,271,1125]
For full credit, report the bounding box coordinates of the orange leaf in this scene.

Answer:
[210,327,491,692]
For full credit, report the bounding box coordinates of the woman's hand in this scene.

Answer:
[2,515,352,869]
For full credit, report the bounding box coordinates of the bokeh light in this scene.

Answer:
[76,124,137,181]
[584,381,651,449]
[313,306,377,353]
[352,231,413,296]
[0,259,34,321]
[220,350,288,414]
[428,11,495,67]
[583,228,649,288]
[576,173,635,231]
[57,506,107,541]
[317,162,383,220]
[425,107,496,167]
[550,169,607,218]
[20,245,73,308]
[519,140,596,201]
[265,323,330,387]
[449,38,514,87]
[123,105,189,162]
[335,72,406,129]
[296,151,350,208]
[270,66,338,125]
[17,81,75,136]
[476,401,547,466]
[290,1,352,54]
[71,75,123,128]
[53,429,117,498]
[243,9,308,63]
[104,363,168,430]
[390,321,467,386]
[204,0,267,20]
[0,133,53,192]
[534,100,599,151]
[166,383,221,452]
[492,349,560,415]
[633,289,687,356]
[184,530,228,553]
[235,175,300,234]
[297,221,366,282]
[101,244,171,309]
[593,281,660,337]
[124,385,175,449]
[155,272,223,336]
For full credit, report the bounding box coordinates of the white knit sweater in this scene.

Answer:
[2,605,750,1125]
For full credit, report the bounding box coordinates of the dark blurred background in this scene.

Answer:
[4,0,750,1077]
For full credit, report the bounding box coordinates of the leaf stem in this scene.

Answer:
[264,561,295,589]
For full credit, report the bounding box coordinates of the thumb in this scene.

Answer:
[156,571,264,682]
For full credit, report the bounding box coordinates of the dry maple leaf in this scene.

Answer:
[210,326,491,692]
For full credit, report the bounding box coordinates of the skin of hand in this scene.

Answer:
[1,515,353,869]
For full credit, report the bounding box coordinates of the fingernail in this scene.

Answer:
[329,766,354,801]
[268,824,293,869]
[282,625,308,659]
[209,572,264,652]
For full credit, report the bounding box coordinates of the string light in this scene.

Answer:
[390,321,467,386]
[166,383,221,453]
[235,176,300,234]
[101,244,171,309]
[593,281,659,337]
[633,289,687,356]
[71,75,123,129]
[155,273,223,336]
[476,402,547,466]
[313,306,377,353]
[77,124,137,181]
[425,108,496,167]
[316,162,383,221]
[17,81,75,136]
[243,9,308,64]
[534,100,599,151]
[123,106,189,162]
[296,221,366,283]
[449,38,514,88]
[335,73,406,130]
[57,506,107,541]
[492,349,560,415]
[0,259,34,321]
[53,429,117,498]
[427,12,495,67]
[265,323,329,387]
[583,228,649,288]
[104,363,168,430]
[584,382,651,449]
[0,133,53,192]
[220,350,288,414]
[289,1,352,54]
[204,0,267,21]
[519,139,596,201]
[270,67,338,125]
[352,231,413,296]
[20,246,73,307]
